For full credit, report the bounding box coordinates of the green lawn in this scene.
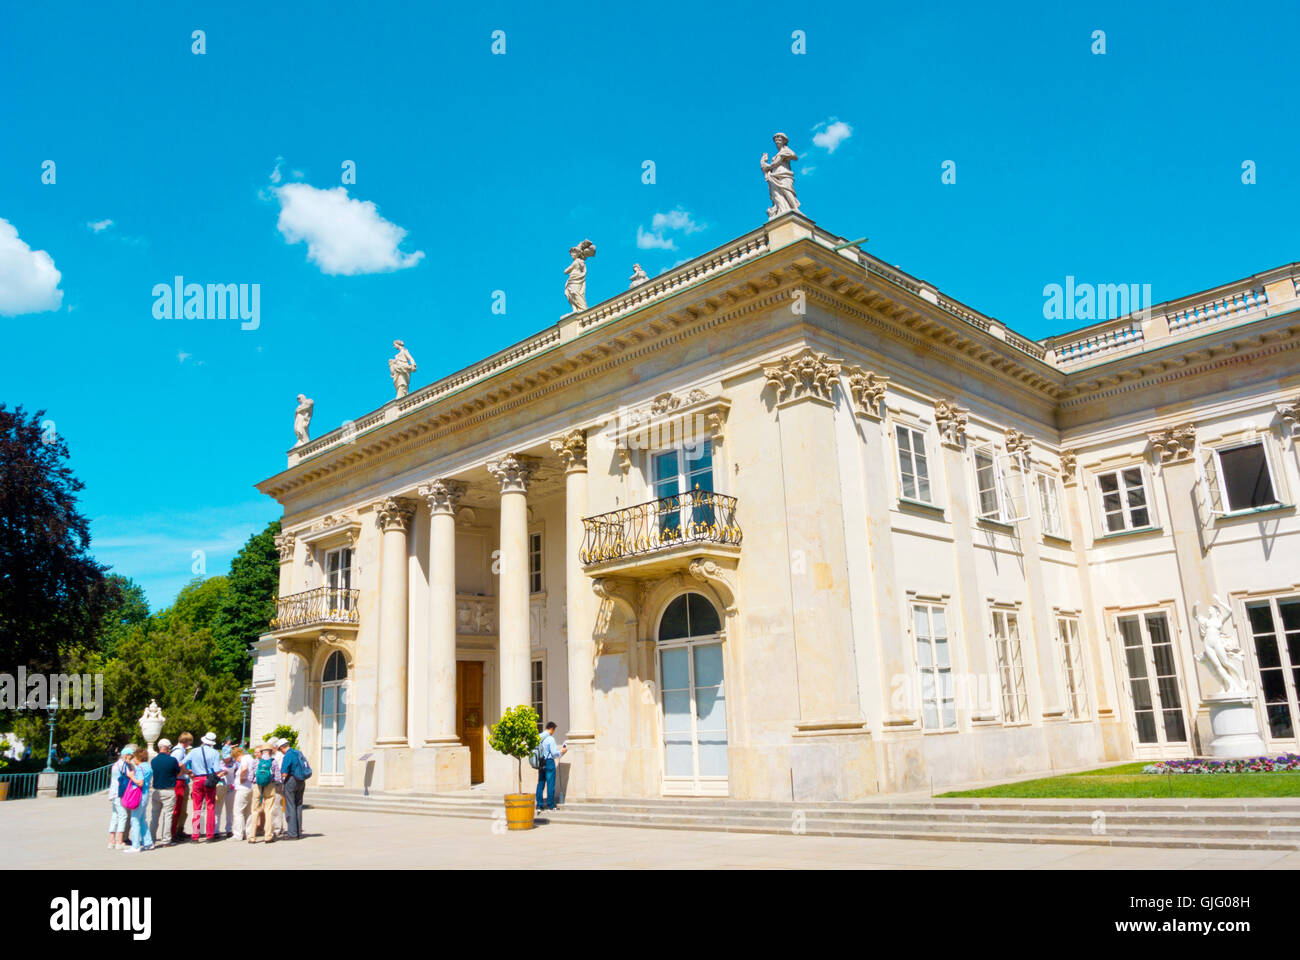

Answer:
[939,764,1300,799]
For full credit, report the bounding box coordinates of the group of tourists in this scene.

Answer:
[107,731,311,853]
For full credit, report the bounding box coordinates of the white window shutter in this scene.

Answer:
[1195,448,1225,519]
[996,454,1029,522]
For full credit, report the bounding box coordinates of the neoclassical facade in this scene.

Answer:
[253,212,1300,799]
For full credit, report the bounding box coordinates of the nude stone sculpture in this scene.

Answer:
[1195,596,1249,697]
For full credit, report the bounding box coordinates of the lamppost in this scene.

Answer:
[43,700,58,774]
[239,687,254,747]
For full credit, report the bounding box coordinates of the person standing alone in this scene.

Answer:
[535,721,566,813]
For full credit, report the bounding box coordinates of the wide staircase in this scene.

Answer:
[307,789,1300,851]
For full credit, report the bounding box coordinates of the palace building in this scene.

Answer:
[253,211,1300,800]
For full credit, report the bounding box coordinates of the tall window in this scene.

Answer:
[1097,467,1151,533]
[1056,615,1087,719]
[528,532,543,594]
[974,449,1001,519]
[913,602,955,730]
[530,659,545,729]
[653,440,715,538]
[1037,472,1066,538]
[1244,597,1300,740]
[320,651,348,778]
[895,426,932,503]
[1214,442,1280,513]
[324,547,353,610]
[973,447,1025,522]
[992,608,1028,723]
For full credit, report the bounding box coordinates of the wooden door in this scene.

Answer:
[456,660,485,783]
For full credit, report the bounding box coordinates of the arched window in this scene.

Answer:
[658,592,722,641]
[323,650,348,683]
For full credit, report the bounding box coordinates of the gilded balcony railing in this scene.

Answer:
[270,586,360,631]
[580,490,741,566]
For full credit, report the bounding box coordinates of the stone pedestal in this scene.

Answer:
[36,770,58,799]
[412,744,471,793]
[1204,697,1268,758]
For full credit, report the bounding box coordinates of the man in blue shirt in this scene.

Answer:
[536,722,566,812]
[277,739,308,839]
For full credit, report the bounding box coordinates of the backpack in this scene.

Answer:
[116,764,130,798]
[255,757,274,786]
[297,750,312,780]
[528,741,545,770]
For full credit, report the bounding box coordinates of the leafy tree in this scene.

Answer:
[99,574,150,657]
[166,575,231,634]
[0,404,116,680]
[488,705,541,795]
[212,520,281,679]
[262,724,299,749]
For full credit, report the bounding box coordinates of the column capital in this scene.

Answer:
[761,347,841,405]
[417,478,469,516]
[273,532,296,562]
[486,453,541,494]
[935,398,969,447]
[373,497,417,532]
[844,366,888,420]
[549,429,588,473]
[1148,422,1197,464]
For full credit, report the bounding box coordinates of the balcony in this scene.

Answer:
[580,490,741,578]
[269,586,360,637]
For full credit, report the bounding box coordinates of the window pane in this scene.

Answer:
[687,593,721,637]
[659,596,690,641]
[697,738,728,777]
[696,686,726,732]
[662,690,692,732]
[1219,444,1276,510]
[661,648,690,690]
[692,643,724,688]
[664,739,693,777]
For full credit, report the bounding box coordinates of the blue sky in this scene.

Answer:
[2,2,1297,608]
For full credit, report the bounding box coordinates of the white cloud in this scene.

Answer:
[177,350,191,364]
[812,119,853,154]
[88,219,114,233]
[636,225,677,250]
[637,207,706,251]
[269,156,284,185]
[272,183,425,276]
[0,219,63,316]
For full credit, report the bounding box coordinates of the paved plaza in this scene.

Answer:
[5,794,1300,869]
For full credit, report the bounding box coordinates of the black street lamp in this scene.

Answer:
[239,687,254,747]
[43,700,58,774]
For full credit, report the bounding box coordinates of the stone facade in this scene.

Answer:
[255,212,1300,799]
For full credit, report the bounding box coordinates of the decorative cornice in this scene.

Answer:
[762,347,841,404]
[486,453,541,495]
[417,478,469,516]
[273,533,295,562]
[844,366,889,420]
[935,399,969,446]
[373,497,417,532]
[1147,423,1197,463]
[549,429,588,473]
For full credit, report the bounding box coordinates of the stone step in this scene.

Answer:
[304,798,1299,850]
[304,796,1300,848]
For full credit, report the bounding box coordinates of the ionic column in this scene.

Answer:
[418,479,468,746]
[551,430,595,741]
[374,497,416,746]
[487,454,540,714]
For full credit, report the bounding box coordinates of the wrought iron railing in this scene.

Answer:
[59,763,114,797]
[0,772,39,800]
[580,490,741,565]
[270,586,360,630]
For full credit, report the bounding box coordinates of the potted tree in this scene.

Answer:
[488,705,541,830]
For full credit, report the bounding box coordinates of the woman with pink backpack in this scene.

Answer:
[107,744,136,850]
[121,746,155,853]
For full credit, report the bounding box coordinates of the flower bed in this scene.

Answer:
[1142,754,1300,775]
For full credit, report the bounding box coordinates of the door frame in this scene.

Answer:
[1108,604,1192,759]
[655,631,730,798]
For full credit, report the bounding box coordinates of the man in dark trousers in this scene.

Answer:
[277,739,310,839]
[149,740,181,846]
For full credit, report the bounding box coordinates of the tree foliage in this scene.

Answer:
[212,520,280,680]
[0,404,117,677]
[488,704,541,794]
